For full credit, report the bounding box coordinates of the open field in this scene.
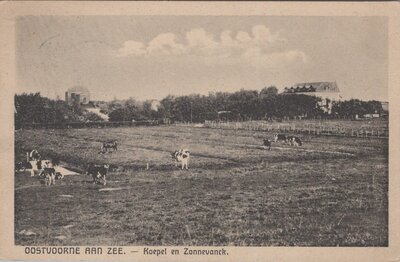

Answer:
[15,125,388,246]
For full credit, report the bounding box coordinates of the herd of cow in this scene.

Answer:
[263,134,303,150]
[15,150,63,186]
[16,133,302,186]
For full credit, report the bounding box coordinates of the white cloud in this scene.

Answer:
[236,31,252,43]
[251,25,282,44]
[147,33,185,55]
[116,40,146,57]
[242,47,308,69]
[186,28,218,48]
[284,50,308,63]
[220,30,235,46]
[115,25,307,66]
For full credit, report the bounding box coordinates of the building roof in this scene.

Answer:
[284,82,340,93]
[67,86,90,94]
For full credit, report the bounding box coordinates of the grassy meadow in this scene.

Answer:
[14,125,388,246]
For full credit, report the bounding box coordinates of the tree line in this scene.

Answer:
[14,93,103,129]
[331,99,384,118]
[156,87,324,122]
[15,88,385,128]
[155,87,384,122]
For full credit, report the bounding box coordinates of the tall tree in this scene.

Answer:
[260,86,279,98]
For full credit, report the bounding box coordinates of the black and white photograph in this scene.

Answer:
[1,2,399,261]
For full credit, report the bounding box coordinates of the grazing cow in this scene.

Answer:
[86,164,110,185]
[274,134,287,143]
[171,149,190,170]
[40,169,64,180]
[28,159,52,177]
[287,136,302,146]
[40,167,56,186]
[15,161,32,172]
[101,141,118,153]
[28,149,41,161]
[263,139,272,150]
[55,172,64,180]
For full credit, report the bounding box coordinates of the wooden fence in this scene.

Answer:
[203,121,389,138]
[17,120,389,138]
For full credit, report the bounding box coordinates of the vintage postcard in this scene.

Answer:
[0,1,399,262]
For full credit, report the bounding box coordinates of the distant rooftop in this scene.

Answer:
[284,82,340,93]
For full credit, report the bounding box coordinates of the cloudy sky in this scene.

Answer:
[16,16,388,101]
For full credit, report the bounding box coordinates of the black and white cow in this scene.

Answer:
[29,149,41,161]
[15,161,32,172]
[40,167,56,186]
[28,159,53,177]
[171,149,190,170]
[86,164,110,185]
[39,168,63,180]
[263,139,272,150]
[101,141,118,153]
[286,136,302,146]
[274,134,287,143]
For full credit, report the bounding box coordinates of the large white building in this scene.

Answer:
[65,86,91,105]
[283,82,341,113]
